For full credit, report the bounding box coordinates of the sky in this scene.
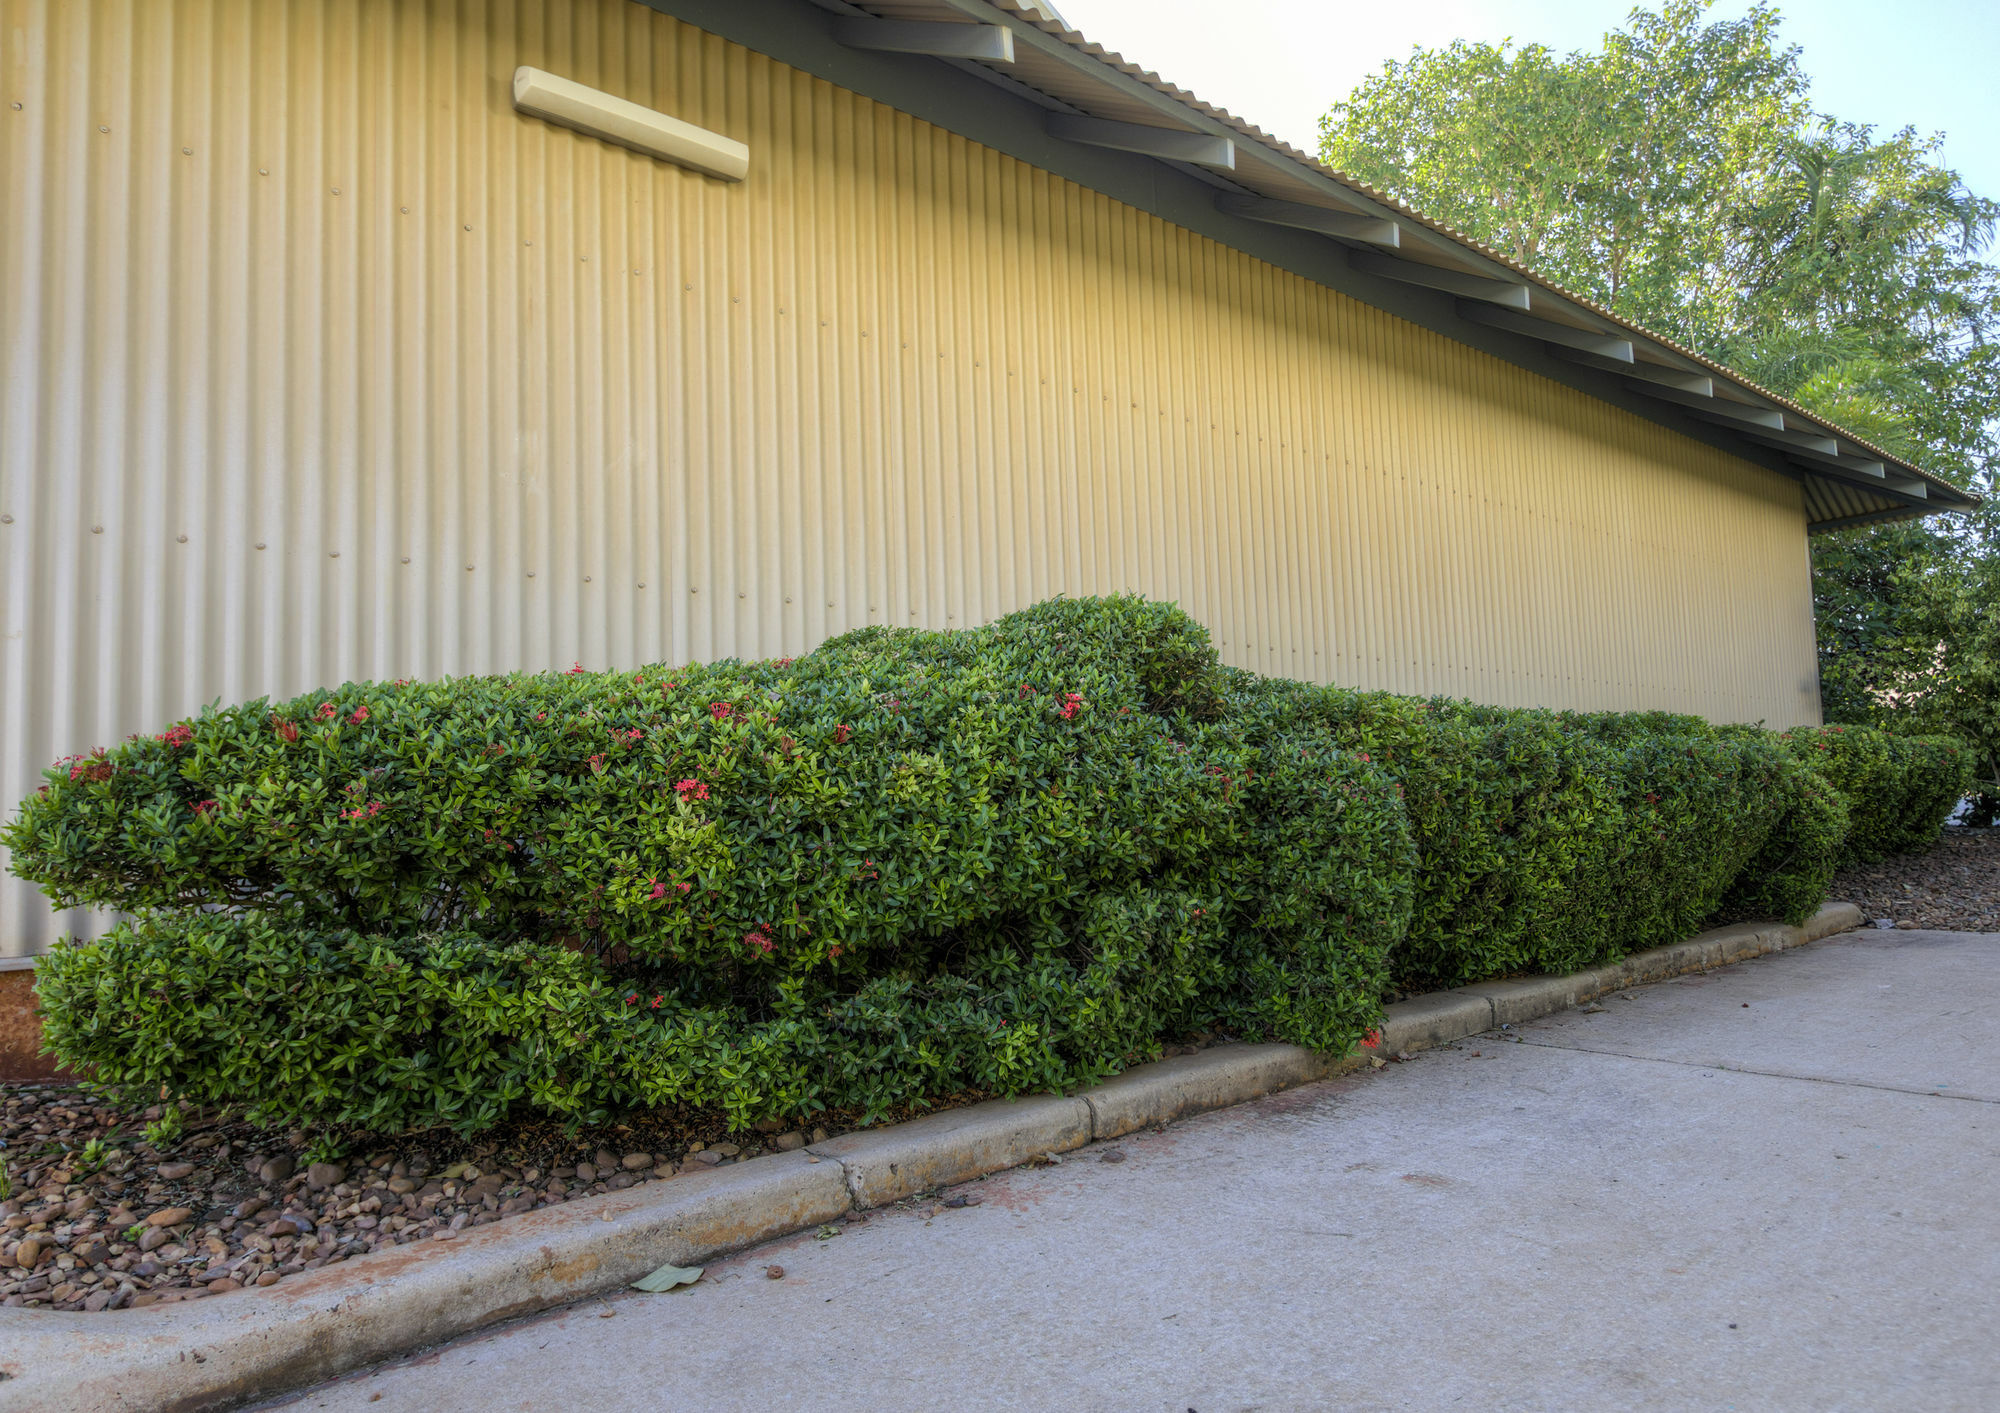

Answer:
[1048,0,2000,204]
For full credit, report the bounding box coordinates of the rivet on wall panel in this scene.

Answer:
[177,535,188,543]
[0,514,12,524]
[330,551,340,558]
[527,571,535,578]
[331,188,340,195]
[91,525,102,534]
[255,542,266,550]
[584,576,592,583]
[181,147,192,155]
[400,557,410,565]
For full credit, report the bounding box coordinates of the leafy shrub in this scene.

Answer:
[12,593,1963,1139]
[1204,678,1822,987]
[1779,726,1973,864]
[10,597,1413,1131]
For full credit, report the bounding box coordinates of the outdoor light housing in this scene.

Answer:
[511,66,749,181]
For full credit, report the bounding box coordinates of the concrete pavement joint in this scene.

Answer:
[1511,1035,1996,1103]
[0,900,1864,1412]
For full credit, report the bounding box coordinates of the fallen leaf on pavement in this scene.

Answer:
[630,1262,703,1292]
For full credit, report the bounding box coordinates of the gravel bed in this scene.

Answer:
[0,1036,1225,1313]
[1829,826,2000,933]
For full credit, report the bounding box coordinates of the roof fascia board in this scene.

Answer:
[636,0,1852,508]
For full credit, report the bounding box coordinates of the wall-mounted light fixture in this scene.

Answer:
[511,67,748,182]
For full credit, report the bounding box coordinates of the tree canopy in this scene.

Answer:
[1320,0,2000,816]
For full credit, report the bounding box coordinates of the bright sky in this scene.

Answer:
[1050,1,2000,207]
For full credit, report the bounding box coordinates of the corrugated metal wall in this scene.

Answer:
[0,0,1821,956]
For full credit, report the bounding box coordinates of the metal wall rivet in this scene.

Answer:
[464,224,472,231]
[739,592,746,599]
[182,147,192,155]
[0,514,12,524]
[331,188,340,195]
[465,565,475,572]
[260,168,269,175]
[330,550,339,558]
[401,557,411,564]
[400,206,409,213]
[255,542,266,550]
[99,125,109,133]
[9,103,21,111]
[637,582,645,588]
[690,587,698,593]
[91,525,103,534]
[784,597,792,604]
[584,576,592,583]
[177,534,188,543]
[526,570,535,577]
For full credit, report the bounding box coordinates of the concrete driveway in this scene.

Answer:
[274,928,2000,1412]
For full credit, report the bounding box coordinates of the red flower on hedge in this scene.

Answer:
[1058,692,1083,720]
[272,716,300,743]
[1360,1029,1382,1049]
[709,701,734,722]
[742,930,774,954]
[191,799,219,816]
[647,878,667,901]
[315,702,338,721]
[566,662,587,675]
[587,753,608,774]
[349,706,370,725]
[156,724,195,747]
[833,724,851,745]
[675,778,709,801]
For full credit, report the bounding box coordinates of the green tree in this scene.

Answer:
[1320,0,1999,805]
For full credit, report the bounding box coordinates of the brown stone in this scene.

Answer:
[145,1207,192,1228]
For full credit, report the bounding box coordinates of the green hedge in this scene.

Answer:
[10,598,1412,1130]
[4,595,1969,1137]
[1778,726,1973,865]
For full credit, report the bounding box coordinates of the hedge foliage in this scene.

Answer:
[4,596,1971,1137]
[1775,726,1974,865]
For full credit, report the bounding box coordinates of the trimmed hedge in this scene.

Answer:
[1776,726,1974,865]
[3,595,1970,1137]
[11,598,1413,1131]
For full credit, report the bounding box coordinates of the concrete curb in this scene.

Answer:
[0,901,1862,1411]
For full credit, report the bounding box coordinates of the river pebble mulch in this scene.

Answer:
[1829,826,2000,934]
[0,1032,1227,1313]
[0,1091,930,1313]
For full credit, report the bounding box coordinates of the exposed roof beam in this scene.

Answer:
[1457,304,1633,360]
[1560,349,1713,396]
[1048,114,1235,169]
[832,17,1015,62]
[1349,250,1532,309]
[1728,423,1844,458]
[1793,459,1930,500]
[1628,381,1786,430]
[1214,193,1398,247]
[1780,443,1887,479]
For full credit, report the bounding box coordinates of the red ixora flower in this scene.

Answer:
[617,727,643,743]
[833,724,851,745]
[272,716,300,743]
[647,878,668,901]
[1360,1029,1382,1050]
[340,800,385,820]
[1057,692,1084,721]
[191,799,219,816]
[156,724,195,748]
[566,662,587,675]
[349,706,370,725]
[675,778,709,801]
[709,701,734,721]
[315,702,339,721]
[741,930,774,954]
[587,753,609,773]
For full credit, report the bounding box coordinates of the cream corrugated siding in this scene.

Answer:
[0,0,1820,956]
